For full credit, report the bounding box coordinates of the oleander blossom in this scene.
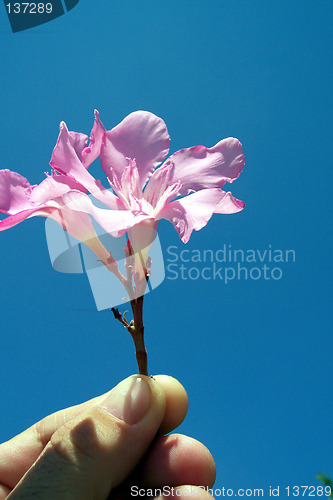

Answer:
[0,110,246,374]
[0,110,245,275]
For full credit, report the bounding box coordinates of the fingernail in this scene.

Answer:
[101,377,151,425]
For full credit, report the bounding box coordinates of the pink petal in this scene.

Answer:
[50,122,118,209]
[0,199,108,268]
[0,207,42,231]
[143,162,175,207]
[0,170,36,214]
[164,138,245,196]
[0,205,84,232]
[101,111,170,189]
[69,132,88,160]
[63,191,153,236]
[48,205,100,242]
[30,173,87,205]
[48,207,115,269]
[127,219,158,284]
[154,182,181,217]
[157,188,226,243]
[0,202,109,269]
[128,220,158,256]
[214,191,245,214]
[81,110,106,168]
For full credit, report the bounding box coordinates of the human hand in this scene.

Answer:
[0,375,216,499]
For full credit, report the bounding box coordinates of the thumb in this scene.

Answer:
[9,375,166,500]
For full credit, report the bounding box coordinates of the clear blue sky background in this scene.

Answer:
[0,1,332,496]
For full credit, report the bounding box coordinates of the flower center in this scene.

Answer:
[108,158,180,216]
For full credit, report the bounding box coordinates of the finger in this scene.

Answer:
[0,394,101,490]
[8,375,166,500]
[153,376,188,435]
[139,434,216,488]
[0,375,187,490]
[110,433,216,499]
[0,484,10,500]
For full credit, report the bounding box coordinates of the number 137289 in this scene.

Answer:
[6,3,53,14]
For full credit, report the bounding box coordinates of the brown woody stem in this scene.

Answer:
[129,296,148,376]
[111,295,148,376]
[111,241,149,376]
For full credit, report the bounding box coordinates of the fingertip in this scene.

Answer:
[152,375,188,434]
[140,433,216,489]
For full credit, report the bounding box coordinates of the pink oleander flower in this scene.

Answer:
[64,110,245,249]
[0,110,245,273]
[0,110,245,375]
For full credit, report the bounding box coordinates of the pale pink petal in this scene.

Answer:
[143,162,175,207]
[68,132,88,160]
[63,191,153,236]
[0,205,81,232]
[48,206,112,266]
[0,208,42,230]
[153,182,181,217]
[127,219,158,284]
[30,174,87,205]
[101,111,170,189]
[157,188,226,243]
[50,122,118,209]
[17,204,109,264]
[128,220,158,255]
[164,138,245,196]
[81,110,106,168]
[48,205,99,242]
[214,191,245,214]
[0,170,36,214]
[0,202,109,268]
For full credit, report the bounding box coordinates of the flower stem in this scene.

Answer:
[111,296,148,376]
[129,296,148,376]
[110,242,150,376]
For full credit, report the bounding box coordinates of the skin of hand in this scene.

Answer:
[0,375,216,499]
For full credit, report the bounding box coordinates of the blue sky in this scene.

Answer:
[0,1,332,496]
